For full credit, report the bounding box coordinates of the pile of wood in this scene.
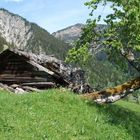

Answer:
[0,82,41,94]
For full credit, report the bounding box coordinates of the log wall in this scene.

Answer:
[0,53,55,85]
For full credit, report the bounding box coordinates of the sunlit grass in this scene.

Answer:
[0,89,140,140]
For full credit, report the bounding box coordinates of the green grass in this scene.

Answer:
[0,89,140,140]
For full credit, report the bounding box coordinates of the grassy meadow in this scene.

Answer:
[0,89,140,140]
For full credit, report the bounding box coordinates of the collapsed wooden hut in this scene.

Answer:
[0,49,86,90]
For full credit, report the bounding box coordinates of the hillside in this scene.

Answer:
[0,89,140,139]
[0,8,70,59]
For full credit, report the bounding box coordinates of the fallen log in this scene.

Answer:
[22,86,40,92]
[81,77,140,104]
[21,82,56,89]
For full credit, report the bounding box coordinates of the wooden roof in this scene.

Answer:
[0,49,56,75]
[0,49,69,84]
[0,49,86,87]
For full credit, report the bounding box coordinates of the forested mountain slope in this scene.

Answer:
[0,8,70,59]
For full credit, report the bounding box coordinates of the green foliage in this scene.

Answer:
[66,19,98,65]
[85,0,140,51]
[67,0,140,71]
[66,43,91,66]
[0,90,140,139]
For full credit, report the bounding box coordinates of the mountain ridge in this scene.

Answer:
[52,23,85,44]
[0,8,70,59]
[52,23,107,45]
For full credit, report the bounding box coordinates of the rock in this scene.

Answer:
[52,23,84,44]
[15,87,26,94]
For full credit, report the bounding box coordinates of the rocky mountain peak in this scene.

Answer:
[0,8,33,50]
[0,9,70,59]
[52,23,84,44]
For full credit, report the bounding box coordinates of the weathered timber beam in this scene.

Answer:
[27,60,69,86]
[28,60,55,76]
[21,82,56,88]
[81,77,140,104]
[21,86,40,92]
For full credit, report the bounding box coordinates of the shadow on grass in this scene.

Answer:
[87,101,140,140]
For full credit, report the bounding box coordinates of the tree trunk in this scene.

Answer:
[120,49,140,72]
[81,77,140,104]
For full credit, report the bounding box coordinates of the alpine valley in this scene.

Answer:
[0,9,132,89]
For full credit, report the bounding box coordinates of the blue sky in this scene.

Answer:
[0,0,113,33]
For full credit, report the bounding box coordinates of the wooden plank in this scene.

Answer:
[21,82,56,88]
[28,60,55,76]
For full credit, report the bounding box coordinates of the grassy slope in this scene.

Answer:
[0,89,140,140]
